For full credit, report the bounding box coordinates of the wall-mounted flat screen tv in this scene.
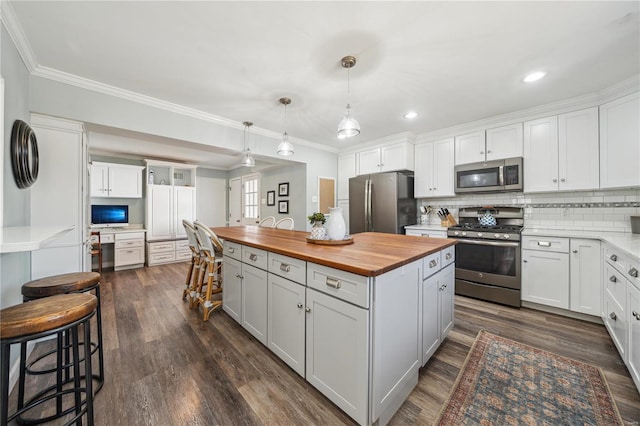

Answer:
[91,204,129,227]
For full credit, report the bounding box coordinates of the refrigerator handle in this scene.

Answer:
[365,178,372,232]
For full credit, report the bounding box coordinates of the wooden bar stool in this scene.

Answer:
[193,220,223,321]
[21,272,104,396]
[182,219,204,307]
[1,293,97,425]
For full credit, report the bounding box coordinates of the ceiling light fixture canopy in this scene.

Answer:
[523,71,547,83]
[240,121,255,167]
[337,55,360,140]
[277,97,294,156]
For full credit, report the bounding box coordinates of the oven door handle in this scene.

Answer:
[455,239,520,248]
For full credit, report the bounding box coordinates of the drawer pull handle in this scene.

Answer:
[228,247,235,253]
[537,241,551,247]
[249,253,258,262]
[127,250,134,254]
[305,307,311,313]
[629,268,638,278]
[429,259,438,268]
[610,254,617,261]
[445,253,452,260]
[633,311,640,321]
[572,250,578,254]
[325,277,341,289]
[280,263,291,273]
[297,303,303,309]
[236,274,243,279]
[609,276,617,283]
[609,312,617,321]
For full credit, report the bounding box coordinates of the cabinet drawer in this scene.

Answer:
[441,246,455,267]
[116,246,145,266]
[604,263,627,311]
[116,231,145,241]
[522,236,569,253]
[307,263,369,308]
[100,233,115,244]
[242,246,268,270]
[176,239,190,250]
[603,292,627,358]
[604,245,628,273]
[224,240,242,261]
[148,251,176,264]
[147,241,176,253]
[176,250,192,261]
[423,251,442,279]
[116,238,144,249]
[268,252,306,284]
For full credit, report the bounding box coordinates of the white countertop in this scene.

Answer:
[405,224,449,232]
[90,225,146,234]
[523,227,640,261]
[0,225,75,253]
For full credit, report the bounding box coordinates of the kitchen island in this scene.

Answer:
[211,226,456,426]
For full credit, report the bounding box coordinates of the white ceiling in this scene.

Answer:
[7,1,640,168]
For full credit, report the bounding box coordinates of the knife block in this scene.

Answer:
[441,214,457,227]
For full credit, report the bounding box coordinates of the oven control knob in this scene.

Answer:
[503,234,510,239]
[494,233,500,238]
[461,232,467,237]
[477,233,483,237]
[454,231,460,236]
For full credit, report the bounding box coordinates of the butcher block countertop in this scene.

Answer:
[211,226,457,277]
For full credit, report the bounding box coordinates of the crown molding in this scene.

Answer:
[1,1,37,72]
[338,131,416,154]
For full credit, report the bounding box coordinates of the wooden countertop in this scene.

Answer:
[211,226,457,277]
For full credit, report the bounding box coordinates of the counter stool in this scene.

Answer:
[21,272,104,396]
[193,220,224,321]
[1,293,97,425]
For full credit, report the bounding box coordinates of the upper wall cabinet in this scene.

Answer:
[600,92,640,189]
[414,138,455,198]
[357,142,414,175]
[90,162,144,198]
[454,124,523,165]
[337,153,357,200]
[523,107,599,193]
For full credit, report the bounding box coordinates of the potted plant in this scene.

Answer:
[307,212,326,239]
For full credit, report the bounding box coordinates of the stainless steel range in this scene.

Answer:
[447,206,524,307]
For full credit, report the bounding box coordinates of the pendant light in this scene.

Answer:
[277,97,294,156]
[240,121,255,167]
[337,55,360,139]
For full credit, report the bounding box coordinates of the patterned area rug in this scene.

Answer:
[436,330,624,425]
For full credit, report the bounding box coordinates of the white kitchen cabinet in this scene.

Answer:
[146,239,190,266]
[405,228,447,238]
[338,153,357,200]
[422,263,454,365]
[599,91,640,189]
[242,263,268,345]
[357,142,414,175]
[268,273,306,377]
[305,287,369,425]
[90,162,144,198]
[173,186,196,239]
[628,281,640,390]
[146,185,195,241]
[114,231,145,271]
[455,124,522,165]
[222,256,242,323]
[522,236,570,309]
[414,138,454,198]
[569,239,601,316]
[524,108,599,192]
[454,131,485,165]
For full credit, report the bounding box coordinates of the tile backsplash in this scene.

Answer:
[418,188,640,232]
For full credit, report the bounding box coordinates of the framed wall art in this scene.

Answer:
[278,182,289,197]
[267,190,275,206]
[278,200,289,214]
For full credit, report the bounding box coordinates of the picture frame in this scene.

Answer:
[267,190,275,206]
[278,200,289,214]
[278,182,289,197]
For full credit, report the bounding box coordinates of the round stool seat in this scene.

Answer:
[0,293,97,339]
[22,272,101,299]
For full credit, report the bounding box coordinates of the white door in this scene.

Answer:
[174,186,196,239]
[89,163,109,197]
[196,176,227,227]
[147,185,173,240]
[222,257,242,323]
[241,173,260,226]
[241,263,268,345]
[108,165,142,198]
[522,249,569,308]
[454,131,485,165]
[432,137,455,197]
[558,107,599,191]
[569,239,601,315]
[229,177,242,226]
[523,116,559,192]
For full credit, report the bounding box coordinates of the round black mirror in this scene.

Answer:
[11,119,39,189]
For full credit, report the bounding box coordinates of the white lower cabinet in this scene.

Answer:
[569,239,601,315]
[628,282,640,390]
[522,245,569,308]
[267,274,306,377]
[422,262,454,365]
[114,232,145,271]
[222,256,242,323]
[241,263,268,345]
[306,287,369,425]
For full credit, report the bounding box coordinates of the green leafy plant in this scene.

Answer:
[307,212,326,225]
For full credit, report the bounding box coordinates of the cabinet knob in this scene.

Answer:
[297,303,303,309]
[249,253,258,262]
[560,178,566,182]
[429,259,438,268]
[632,311,640,320]
[629,268,638,278]
[445,253,452,260]
[552,179,558,183]
[609,275,617,282]
[572,250,578,254]
[305,307,311,313]
[433,187,437,190]
[480,151,484,155]
[610,254,617,261]
[609,312,617,321]
[487,150,491,154]
[236,274,243,279]
[523,260,528,263]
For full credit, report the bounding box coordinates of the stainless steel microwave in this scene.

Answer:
[454,157,523,193]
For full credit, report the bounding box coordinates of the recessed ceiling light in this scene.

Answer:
[403,111,418,119]
[523,71,547,83]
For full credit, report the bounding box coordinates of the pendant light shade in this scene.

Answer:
[277,97,294,156]
[337,56,360,139]
[240,121,255,167]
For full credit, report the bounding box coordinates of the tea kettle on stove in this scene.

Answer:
[478,209,497,226]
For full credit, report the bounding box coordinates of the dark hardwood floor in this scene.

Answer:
[9,262,640,425]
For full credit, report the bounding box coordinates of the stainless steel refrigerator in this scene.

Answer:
[349,172,416,234]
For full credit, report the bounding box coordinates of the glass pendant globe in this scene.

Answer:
[240,150,255,167]
[337,104,360,139]
[277,132,295,156]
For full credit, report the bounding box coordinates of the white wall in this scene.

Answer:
[196,176,227,227]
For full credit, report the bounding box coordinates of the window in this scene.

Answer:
[242,173,260,225]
